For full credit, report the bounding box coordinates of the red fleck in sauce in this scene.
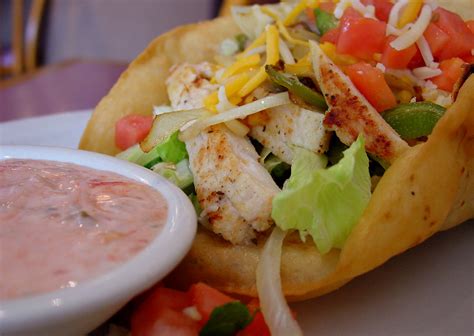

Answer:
[0,159,168,300]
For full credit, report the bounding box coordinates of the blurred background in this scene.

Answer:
[0,0,275,121]
[1,0,470,121]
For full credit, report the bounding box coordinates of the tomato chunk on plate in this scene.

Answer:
[131,287,199,336]
[345,62,397,112]
[115,114,153,151]
[238,299,271,336]
[188,282,236,325]
[431,58,466,92]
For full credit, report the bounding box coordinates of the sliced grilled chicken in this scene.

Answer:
[186,124,280,244]
[167,63,280,244]
[250,104,330,164]
[310,41,409,163]
[166,62,218,110]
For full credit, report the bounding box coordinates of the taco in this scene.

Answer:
[79,0,473,324]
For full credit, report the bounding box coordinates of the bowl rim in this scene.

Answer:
[0,145,197,332]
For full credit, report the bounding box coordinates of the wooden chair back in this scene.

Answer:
[1,0,46,79]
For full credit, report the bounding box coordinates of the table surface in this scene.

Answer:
[0,60,127,122]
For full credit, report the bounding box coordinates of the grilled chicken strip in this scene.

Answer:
[166,63,280,244]
[186,124,281,244]
[310,41,409,163]
[166,62,219,110]
[250,104,330,164]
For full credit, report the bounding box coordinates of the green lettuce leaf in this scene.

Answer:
[116,130,188,168]
[272,135,371,254]
[151,159,193,189]
[154,131,188,164]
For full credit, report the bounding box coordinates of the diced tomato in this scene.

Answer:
[431,57,466,92]
[237,299,270,336]
[320,27,340,44]
[131,287,199,336]
[361,0,393,22]
[467,20,474,34]
[133,307,199,336]
[345,62,397,112]
[433,8,474,60]
[115,114,153,151]
[423,23,450,60]
[461,54,474,64]
[407,46,424,69]
[337,13,386,60]
[188,282,236,325]
[382,35,417,69]
[341,6,363,21]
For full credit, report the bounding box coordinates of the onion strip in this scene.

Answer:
[256,227,303,336]
[390,5,432,51]
[179,92,290,141]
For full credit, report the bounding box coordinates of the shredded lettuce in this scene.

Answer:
[152,159,193,189]
[154,131,188,164]
[272,136,371,254]
[116,131,187,168]
[116,131,192,189]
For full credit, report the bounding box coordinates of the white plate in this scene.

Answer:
[1,112,472,335]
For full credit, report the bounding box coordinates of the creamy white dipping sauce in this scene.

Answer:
[0,159,168,300]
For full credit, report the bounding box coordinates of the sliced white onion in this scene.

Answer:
[279,38,295,65]
[386,23,403,36]
[152,105,174,116]
[390,5,432,51]
[416,35,436,68]
[216,85,236,113]
[424,0,438,11]
[214,68,225,83]
[363,5,376,18]
[412,66,442,80]
[256,227,303,336]
[182,306,202,321]
[244,45,267,57]
[388,0,408,29]
[180,92,290,141]
[334,0,375,19]
[375,63,386,73]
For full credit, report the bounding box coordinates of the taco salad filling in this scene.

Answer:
[106,0,473,334]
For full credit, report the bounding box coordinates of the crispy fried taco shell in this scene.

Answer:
[80,15,473,300]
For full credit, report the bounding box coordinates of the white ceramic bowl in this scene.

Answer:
[0,145,197,336]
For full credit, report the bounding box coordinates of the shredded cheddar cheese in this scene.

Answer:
[237,31,266,59]
[283,0,308,26]
[398,0,423,28]
[221,54,261,80]
[320,42,358,65]
[238,24,280,97]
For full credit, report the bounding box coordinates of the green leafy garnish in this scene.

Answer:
[199,302,253,336]
[314,8,338,36]
[272,136,371,254]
